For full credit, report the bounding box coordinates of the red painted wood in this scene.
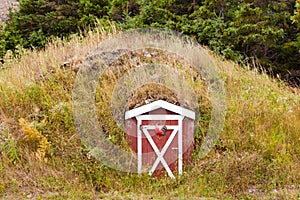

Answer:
[125,108,194,177]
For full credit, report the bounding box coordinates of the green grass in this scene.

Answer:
[0,25,299,199]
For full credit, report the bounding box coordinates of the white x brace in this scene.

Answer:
[136,115,184,178]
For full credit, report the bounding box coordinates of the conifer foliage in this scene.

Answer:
[0,0,299,82]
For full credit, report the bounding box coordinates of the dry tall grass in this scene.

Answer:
[0,24,299,199]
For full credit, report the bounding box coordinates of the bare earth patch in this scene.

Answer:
[0,0,18,23]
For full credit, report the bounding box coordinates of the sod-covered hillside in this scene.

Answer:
[0,26,299,199]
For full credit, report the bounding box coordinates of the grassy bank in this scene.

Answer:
[0,25,299,199]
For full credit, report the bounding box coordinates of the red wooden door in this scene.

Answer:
[140,118,179,176]
[125,108,194,177]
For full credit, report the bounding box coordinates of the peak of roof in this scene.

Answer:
[125,100,195,120]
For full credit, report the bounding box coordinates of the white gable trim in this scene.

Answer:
[124,100,195,120]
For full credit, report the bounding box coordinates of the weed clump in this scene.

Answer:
[18,118,51,161]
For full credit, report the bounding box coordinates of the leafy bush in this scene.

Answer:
[121,0,299,81]
[18,117,51,160]
[1,0,110,54]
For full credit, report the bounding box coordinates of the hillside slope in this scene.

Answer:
[0,26,299,199]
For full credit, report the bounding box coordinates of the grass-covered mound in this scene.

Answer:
[0,25,299,199]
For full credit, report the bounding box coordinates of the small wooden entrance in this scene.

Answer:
[125,100,195,178]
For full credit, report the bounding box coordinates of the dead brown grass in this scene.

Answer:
[0,24,299,199]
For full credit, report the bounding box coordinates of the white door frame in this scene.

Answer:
[135,115,184,178]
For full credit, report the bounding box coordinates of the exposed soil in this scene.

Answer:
[0,0,18,23]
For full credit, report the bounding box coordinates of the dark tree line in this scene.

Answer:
[1,0,299,83]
